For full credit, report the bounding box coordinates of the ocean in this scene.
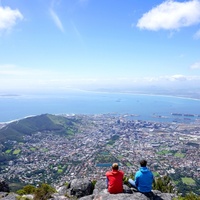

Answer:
[1,91,200,123]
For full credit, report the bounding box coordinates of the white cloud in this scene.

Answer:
[137,0,200,31]
[190,62,200,69]
[168,74,188,81]
[49,8,64,32]
[138,75,200,83]
[1,64,200,93]
[0,6,23,32]
[193,29,200,39]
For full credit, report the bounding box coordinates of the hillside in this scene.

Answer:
[0,114,81,143]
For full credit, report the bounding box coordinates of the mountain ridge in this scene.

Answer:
[0,114,80,143]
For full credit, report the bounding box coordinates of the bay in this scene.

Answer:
[1,91,200,123]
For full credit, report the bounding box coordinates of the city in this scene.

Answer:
[0,114,200,194]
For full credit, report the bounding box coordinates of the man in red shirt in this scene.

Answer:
[105,163,124,194]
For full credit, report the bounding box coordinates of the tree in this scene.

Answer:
[175,192,200,200]
[34,183,56,200]
[17,184,36,195]
[153,175,175,193]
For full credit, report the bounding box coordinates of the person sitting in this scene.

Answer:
[105,163,124,194]
[128,159,154,193]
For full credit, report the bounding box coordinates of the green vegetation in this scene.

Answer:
[174,153,185,158]
[170,168,200,196]
[42,148,48,152]
[57,169,63,173]
[34,183,56,200]
[126,162,132,167]
[153,171,160,177]
[106,135,119,145]
[117,155,123,159]
[30,147,36,151]
[0,114,81,143]
[96,150,118,163]
[174,192,200,200]
[17,185,36,195]
[181,177,195,185]
[13,149,21,155]
[17,183,56,200]
[157,150,170,155]
[153,175,174,193]
[5,149,12,154]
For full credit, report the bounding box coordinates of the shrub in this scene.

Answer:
[16,185,36,195]
[33,183,56,200]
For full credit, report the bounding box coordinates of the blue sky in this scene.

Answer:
[0,0,200,94]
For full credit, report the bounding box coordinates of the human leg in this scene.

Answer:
[128,179,137,188]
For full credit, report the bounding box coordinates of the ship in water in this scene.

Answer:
[171,113,199,117]
[183,114,195,117]
[171,113,182,116]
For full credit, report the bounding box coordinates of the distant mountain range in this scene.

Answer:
[0,114,80,143]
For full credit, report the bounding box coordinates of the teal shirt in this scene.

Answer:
[135,167,154,192]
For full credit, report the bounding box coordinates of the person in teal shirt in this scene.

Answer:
[128,159,154,193]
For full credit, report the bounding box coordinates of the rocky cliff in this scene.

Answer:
[0,178,177,200]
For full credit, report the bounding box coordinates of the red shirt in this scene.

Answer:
[106,169,124,194]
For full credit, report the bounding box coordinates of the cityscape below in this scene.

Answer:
[0,113,199,195]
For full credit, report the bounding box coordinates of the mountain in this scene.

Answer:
[0,114,80,143]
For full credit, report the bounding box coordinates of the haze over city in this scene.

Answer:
[0,0,200,94]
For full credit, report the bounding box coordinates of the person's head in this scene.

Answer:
[112,163,119,170]
[140,159,147,167]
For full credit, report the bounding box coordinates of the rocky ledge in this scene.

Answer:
[55,178,176,200]
[0,178,177,200]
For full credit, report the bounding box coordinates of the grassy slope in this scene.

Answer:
[0,114,80,142]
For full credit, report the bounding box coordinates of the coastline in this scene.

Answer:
[1,90,200,101]
[74,89,200,101]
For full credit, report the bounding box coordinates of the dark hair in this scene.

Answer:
[140,159,147,167]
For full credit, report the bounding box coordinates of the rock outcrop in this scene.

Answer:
[55,179,176,200]
[0,181,10,193]
[0,192,18,200]
[0,179,177,200]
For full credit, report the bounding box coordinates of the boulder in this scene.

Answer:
[79,190,176,200]
[69,178,94,198]
[0,193,18,200]
[0,181,10,193]
[76,178,176,200]
[22,194,34,199]
[50,193,70,200]
[57,185,68,196]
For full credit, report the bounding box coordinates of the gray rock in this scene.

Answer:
[0,181,10,193]
[57,185,68,196]
[22,194,34,199]
[94,180,107,192]
[80,191,176,200]
[0,193,18,200]
[50,193,70,200]
[78,184,176,200]
[123,184,133,194]
[79,194,95,200]
[69,178,94,198]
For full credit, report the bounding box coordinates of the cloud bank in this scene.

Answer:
[0,6,23,32]
[1,63,200,94]
[137,0,200,31]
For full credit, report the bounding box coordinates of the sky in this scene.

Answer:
[0,0,200,94]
